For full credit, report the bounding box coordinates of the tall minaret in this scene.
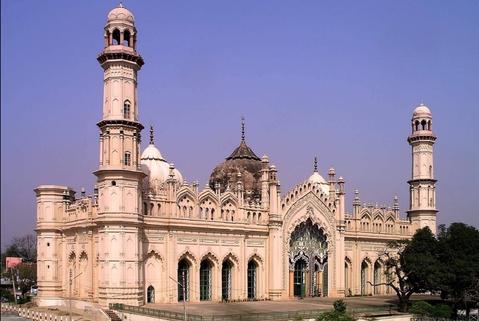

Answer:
[94,4,145,306]
[407,104,437,233]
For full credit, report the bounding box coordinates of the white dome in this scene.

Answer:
[413,104,432,118]
[108,4,134,23]
[141,143,183,188]
[308,171,330,194]
[141,144,164,161]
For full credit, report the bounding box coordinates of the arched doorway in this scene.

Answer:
[147,285,155,303]
[345,258,352,296]
[374,261,382,295]
[293,258,307,297]
[177,259,190,301]
[200,259,212,301]
[361,260,369,295]
[247,260,258,299]
[289,218,328,297]
[222,260,233,301]
[322,261,328,297]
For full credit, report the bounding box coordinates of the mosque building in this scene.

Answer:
[35,4,437,307]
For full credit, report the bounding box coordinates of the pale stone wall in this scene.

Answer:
[35,4,437,308]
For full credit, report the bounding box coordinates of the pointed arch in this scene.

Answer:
[177,250,197,266]
[222,252,240,268]
[199,251,219,268]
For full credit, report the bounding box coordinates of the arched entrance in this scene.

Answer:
[361,260,370,295]
[147,285,155,303]
[289,218,328,297]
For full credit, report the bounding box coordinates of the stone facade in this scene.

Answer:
[35,5,438,307]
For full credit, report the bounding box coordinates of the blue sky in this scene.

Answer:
[1,0,478,246]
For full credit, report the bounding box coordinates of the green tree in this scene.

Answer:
[371,227,441,312]
[437,223,479,313]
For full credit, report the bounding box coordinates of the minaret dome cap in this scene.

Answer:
[108,4,134,23]
[413,104,432,118]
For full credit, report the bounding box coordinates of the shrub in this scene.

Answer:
[431,304,453,319]
[316,311,355,321]
[410,301,433,316]
[333,300,347,313]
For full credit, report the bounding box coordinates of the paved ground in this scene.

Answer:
[1,311,30,321]
[145,295,439,316]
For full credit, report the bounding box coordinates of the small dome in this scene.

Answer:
[141,144,164,161]
[308,172,330,194]
[140,128,183,191]
[413,104,432,118]
[108,4,134,23]
[308,157,330,194]
[309,171,327,185]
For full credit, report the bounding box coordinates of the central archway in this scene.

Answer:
[289,218,328,297]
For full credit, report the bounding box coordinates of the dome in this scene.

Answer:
[140,128,183,191]
[308,157,330,194]
[209,139,263,197]
[107,4,134,23]
[413,104,432,118]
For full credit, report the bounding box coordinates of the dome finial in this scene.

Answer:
[149,125,154,145]
[241,116,245,142]
[314,156,318,172]
[119,2,124,8]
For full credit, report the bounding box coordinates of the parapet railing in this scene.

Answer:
[109,303,397,321]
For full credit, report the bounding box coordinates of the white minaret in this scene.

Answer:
[94,4,145,306]
[407,104,438,233]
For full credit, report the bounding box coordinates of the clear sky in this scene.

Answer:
[1,1,478,247]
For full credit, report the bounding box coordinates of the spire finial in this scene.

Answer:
[119,2,124,8]
[241,117,245,142]
[149,125,154,145]
[314,156,318,172]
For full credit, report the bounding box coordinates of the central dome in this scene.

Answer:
[209,121,263,197]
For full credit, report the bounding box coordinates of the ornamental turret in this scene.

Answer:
[407,104,437,233]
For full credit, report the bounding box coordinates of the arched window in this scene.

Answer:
[415,120,420,131]
[199,259,212,301]
[247,260,258,299]
[428,120,432,130]
[222,260,233,301]
[124,152,131,166]
[123,101,131,119]
[112,29,120,45]
[150,203,154,216]
[147,285,155,303]
[421,119,427,130]
[177,259,190,301]
[143,202,147,215]
[123,29,131,47]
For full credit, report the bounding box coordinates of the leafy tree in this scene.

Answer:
[370,227,441,312]
[437,223,479,313]
[3,234,37,263]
